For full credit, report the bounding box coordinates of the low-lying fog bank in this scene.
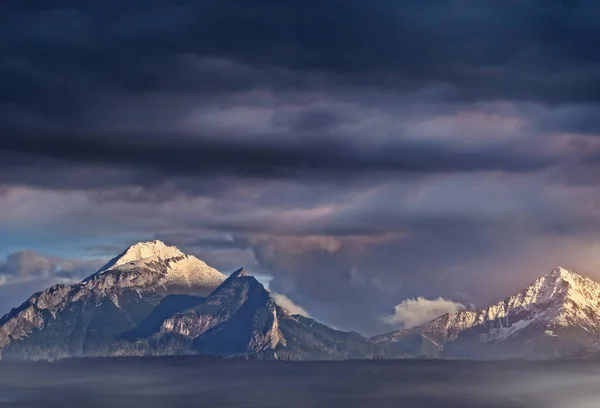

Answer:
[0,358,598,408]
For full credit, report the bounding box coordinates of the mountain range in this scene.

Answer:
[0,241,389,361]
[0,240,599,360]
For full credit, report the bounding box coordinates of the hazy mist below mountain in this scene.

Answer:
[0,358,599,408]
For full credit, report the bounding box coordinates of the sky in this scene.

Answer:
[2,0,600,335]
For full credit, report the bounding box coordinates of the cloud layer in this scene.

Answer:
[271,294,310,318]
[2,1,600,335]
[0,251,105,314]
[382,297,468,330]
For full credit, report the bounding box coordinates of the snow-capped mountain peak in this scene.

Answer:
[462,267,600,325]
[90,240,226,291]
[523,267,600,311]
[452,267,600,335]
[544,266,572,279]
[0,241,228,357]
[506,267,574,309]
[97,240,185,272]
[373,267,600,359]
[537,266,581,292]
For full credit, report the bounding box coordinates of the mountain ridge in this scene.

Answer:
[372,267,600,359]
[1,241,600,361]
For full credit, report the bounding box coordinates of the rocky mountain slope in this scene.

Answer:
[129,267,389,360]
[0,241,393,361]
[372,267,600,359]
[0,240,226,360]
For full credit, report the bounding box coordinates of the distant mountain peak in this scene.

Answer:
[98,240,185,273]
[373,267,600,359]
[540,266,578,283]
[525,267,598,308]
[88,240,226,293]
[0,240,229,359]
[229,267,249,279]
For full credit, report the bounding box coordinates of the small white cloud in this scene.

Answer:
[272,293,310,317]
[382,297,467,329]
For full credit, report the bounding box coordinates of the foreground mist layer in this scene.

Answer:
[0,358,599,408]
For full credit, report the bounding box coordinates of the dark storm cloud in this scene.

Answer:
[2,0,600,335]
[0,129,554,185]
[1,0,598,186]
[538,105,600,135]
[251,221,600,335]
[2,0,600,110]
[273,106,347,132]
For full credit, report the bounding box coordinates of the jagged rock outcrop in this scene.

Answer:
[144,268,389,360]
[150,267,286,356]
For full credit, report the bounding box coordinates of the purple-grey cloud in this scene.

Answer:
[1,0,600,335]
[0,250,106,315]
